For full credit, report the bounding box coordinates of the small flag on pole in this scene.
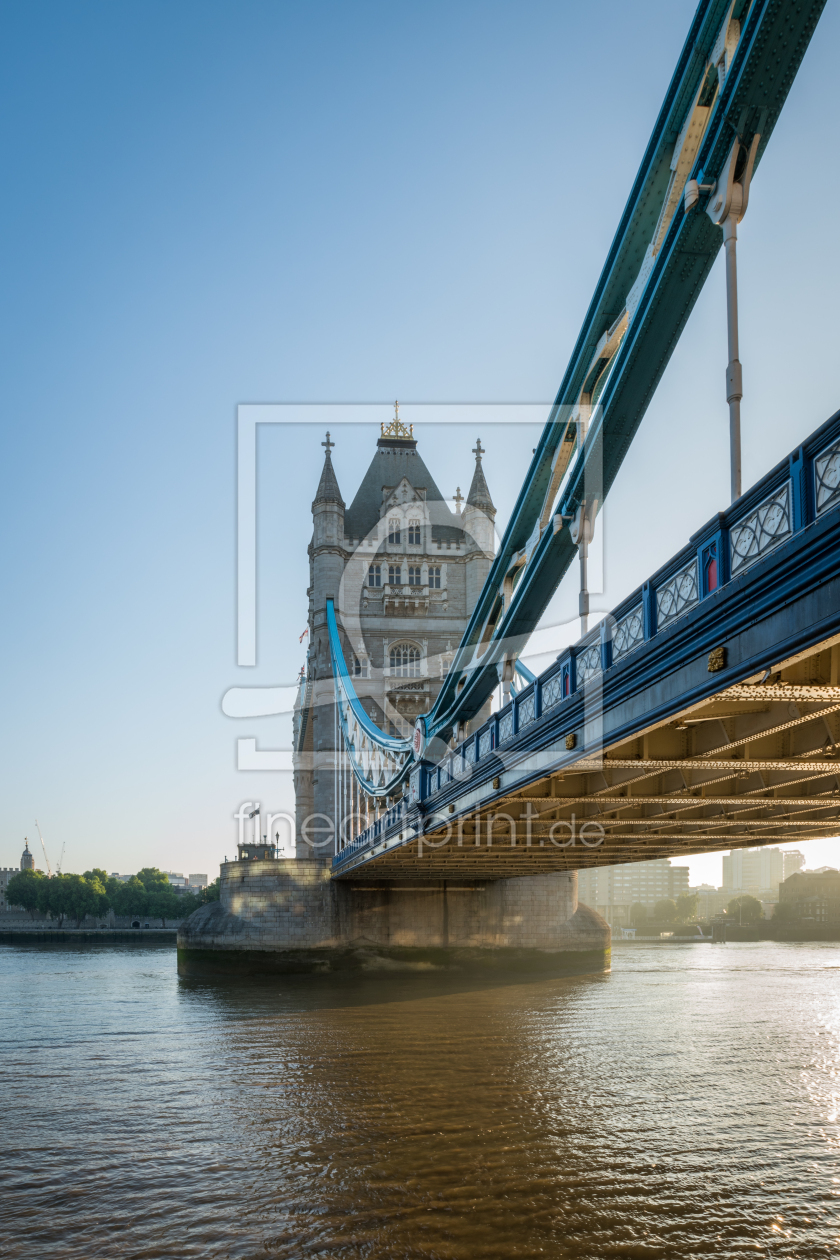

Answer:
[299,627,309,643]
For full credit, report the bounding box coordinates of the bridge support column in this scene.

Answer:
[177,860,610,975]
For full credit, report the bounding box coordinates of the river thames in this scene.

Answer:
[1,940,839,1258]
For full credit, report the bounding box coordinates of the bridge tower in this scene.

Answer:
[294,416,497,856]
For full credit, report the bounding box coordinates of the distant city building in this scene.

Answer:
[691,884,728,921]
[0,868,18,912]
[165,872,187,887]
[721,847,783,898]
[577,858,690,927]
[20,840,35,871]
[188,874,208,888]
[782,850,806,880]
[779,869,840,925]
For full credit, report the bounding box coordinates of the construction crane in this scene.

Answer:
[35,819,52,876]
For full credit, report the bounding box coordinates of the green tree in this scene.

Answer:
[675,893,699,924]
[630,902,647,928]
[147,885,180,927]
[111,877,148,918]
[39,874,73,927]
[82,871,111,919]
[177,892,199,918]
[60,874,106,928]
[83,868,109,886]
[654,898,678,924]
[4,869,46,919]
[727,894,763,924]
[773,900,796,922]
[196,878,220,905]
[136,867,170,893]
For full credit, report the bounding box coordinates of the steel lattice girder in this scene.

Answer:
[427,0,828,739]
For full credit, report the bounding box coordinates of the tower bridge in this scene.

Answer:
[178,0,836,976]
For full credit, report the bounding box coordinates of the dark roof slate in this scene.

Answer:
[313,449,344,508]
[466,455,495,515]
[344,441,463,542]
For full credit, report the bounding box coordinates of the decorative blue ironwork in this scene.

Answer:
[730,482,792,576]
[326,599,412,797]
[518,692,536,728]
[464,740,476,765]
[576,643,602,685]
[542,673,564,710]
[815,436,840,515]
[498,710,514,744]
[656,559,698,629]
[478,729,492,759]
[612,605,644,661]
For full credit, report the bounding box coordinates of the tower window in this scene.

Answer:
[408,519,421,545]
[353,657,368,679]
[390,642,421,677]
[388,564,402,585]
[368,564,381,587]
[388,518,401,544]
[429,566,441,589]
[408,565,422,585]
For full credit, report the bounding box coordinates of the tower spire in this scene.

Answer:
[466,437,495,515]
[313,431,344,506]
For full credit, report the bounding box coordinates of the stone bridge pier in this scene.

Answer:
[177,859,610,975]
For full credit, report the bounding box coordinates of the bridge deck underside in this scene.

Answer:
[344,638,840,880]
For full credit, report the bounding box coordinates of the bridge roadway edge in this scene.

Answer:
[176,860,611,976]
[421,505,840,820]
[332,405,840,880]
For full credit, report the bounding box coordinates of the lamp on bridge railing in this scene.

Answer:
[684,119,764,504]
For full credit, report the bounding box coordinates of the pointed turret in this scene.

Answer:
[312,431,345,508]
[463,438,496,613]
[466,438,495,517]
[310,429,346,662]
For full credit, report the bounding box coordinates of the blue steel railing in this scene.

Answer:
[331,407,840,872]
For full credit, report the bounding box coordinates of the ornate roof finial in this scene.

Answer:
[472,437,484,461]
[322,431,335,453]
[454,486,463,513]
[380,400,414,440]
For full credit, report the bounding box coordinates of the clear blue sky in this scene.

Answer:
[2,0,839,884]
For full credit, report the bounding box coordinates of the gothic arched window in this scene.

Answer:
[389,642,421,678]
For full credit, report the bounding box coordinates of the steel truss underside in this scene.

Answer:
[340,636,840,880]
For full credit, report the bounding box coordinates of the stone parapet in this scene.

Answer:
[177,860,610,975]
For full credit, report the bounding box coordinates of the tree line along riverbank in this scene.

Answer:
[3,867,219,929]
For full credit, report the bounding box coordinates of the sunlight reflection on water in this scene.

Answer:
[1,939,839,1258]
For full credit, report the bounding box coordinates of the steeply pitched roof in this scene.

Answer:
[344,438,462,542]
[313,443,344,508]
[466,444,495,516]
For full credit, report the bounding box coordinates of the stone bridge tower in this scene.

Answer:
[293,414,496,856]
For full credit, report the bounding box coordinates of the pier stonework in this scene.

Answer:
[177,860,610,974]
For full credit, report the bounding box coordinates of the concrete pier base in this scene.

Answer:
[177,860,610,976]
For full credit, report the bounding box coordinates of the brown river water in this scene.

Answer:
[1,939,839,1259]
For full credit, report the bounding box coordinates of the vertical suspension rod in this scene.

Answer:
[723,213,742,503]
